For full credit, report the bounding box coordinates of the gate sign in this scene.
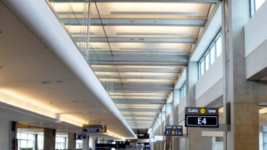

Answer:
[165,125,183,136]
[82,125,107,133]
[185,107,219,128]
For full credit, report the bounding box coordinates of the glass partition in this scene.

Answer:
[17,133,35,150]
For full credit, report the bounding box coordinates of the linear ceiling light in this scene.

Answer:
[120,48,182,51]
[111,96,166,99]
[148,128,152,134]
[116,33,190,36]
[71,32,95,35]
[110,11,197,16]
[109,93,168,96]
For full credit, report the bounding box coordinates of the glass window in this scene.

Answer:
[216,36,222,58]
[180,82,186,100]
[210,46,215,65]
[76,140,83,149]
[256,0,266,11]
[56,136,66,150]
[201,60,204,76]
[198,30,222,78]
[37,135,44,150]
[17,133,35,150]
[205,53,210,71]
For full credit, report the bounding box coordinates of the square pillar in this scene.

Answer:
[222,0,259,150]
[186,63,202,150]
[172,90,180,150]
[68,133,76,150]
[83,134,89,150]
[44,128,56,150]
[165,103,172,150]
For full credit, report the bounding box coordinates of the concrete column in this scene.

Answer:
[186,63,198,107]
[83,134,89,150]
[173,90,180,150]
[166,103,172,118]
[166,103,172,150]
[173,89,180,111]
[222,0,259,150]
[92,136,97,150]
[44,128,56,150]
[186,63,202,150]
[172,138,179,150]
[68,133,76,150]
[0,120,17,150]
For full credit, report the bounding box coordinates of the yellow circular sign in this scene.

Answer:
[200,108,206,114]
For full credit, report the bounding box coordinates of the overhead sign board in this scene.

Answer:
[82,125,107,133]
[185,107,219,128]
[165,125,183,136]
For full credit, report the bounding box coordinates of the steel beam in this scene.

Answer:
[88,54,189,66]
[119,108,162,112]
[123,115,158,118]
[114,100,166,104]
[50,0,221,3]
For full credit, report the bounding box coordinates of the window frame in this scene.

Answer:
[180,82,186,100]
[264,132,267,150]
[251,0,266,16]
[250,0,256,16]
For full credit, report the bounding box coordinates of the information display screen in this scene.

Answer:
[185,107,219,128]
[82,125,107,133]
[165,129,183,136]
[164,125,183,136]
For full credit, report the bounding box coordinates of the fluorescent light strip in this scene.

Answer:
[109,93,168,96]
[120,48,182,51]
[71,32,95,35]
[110,11,197,16]
[89,48,102,50]
[116,33,190,36]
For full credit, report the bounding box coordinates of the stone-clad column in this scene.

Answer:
[44,128,56,150]
[222,0,259,149]
[83,134,89,150]
[165,103,172,150]
[172,90,180,150]
[186,63,202,150]
[68,133,76,150]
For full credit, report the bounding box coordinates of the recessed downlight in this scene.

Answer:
[41,81,49,84]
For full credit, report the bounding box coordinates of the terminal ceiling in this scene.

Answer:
[49,0,217,131]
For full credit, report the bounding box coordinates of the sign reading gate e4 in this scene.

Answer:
[185,107,219,128]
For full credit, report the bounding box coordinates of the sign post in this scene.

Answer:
[164,125,183,136]
[185,107,219,128]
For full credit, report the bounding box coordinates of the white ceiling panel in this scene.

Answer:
[96,3,211,16]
